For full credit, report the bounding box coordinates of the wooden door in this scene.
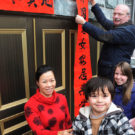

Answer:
[0,14,76,135]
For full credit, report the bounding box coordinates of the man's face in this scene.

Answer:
[113,5,130,26]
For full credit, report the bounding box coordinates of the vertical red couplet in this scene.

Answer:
[74,0,92,116]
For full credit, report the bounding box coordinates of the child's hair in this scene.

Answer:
[114,61,133,105]
[83,76,115,100]
[35,64,55,82]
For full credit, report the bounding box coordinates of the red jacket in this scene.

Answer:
[24,89,72,135]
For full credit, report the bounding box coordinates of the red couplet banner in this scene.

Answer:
[0,0,54,14]
[74,0,92,116]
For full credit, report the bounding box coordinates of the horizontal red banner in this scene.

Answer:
[0,0,54,14]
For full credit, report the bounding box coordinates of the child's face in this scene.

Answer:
[88,87,111,116]
[114,67,128,85]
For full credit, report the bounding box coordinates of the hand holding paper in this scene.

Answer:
[75,15,86,25]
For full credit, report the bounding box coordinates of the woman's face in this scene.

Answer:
[36,71,56,97]
[114,67,128,85]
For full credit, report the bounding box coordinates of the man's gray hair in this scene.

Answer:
[116,4,131,16]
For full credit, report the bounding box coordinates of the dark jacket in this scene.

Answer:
[113,82,135,119]
[73,103,135,135]
[83,4,135,80]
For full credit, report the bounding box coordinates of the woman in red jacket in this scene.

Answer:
[24,64,72,135]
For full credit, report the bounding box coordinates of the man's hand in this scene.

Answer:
[75,15,86,25]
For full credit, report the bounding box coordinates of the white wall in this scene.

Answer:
[54,0,128,20]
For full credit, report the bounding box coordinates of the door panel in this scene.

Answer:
[35,17,76,96]
[0,14,99,134]
[42,29,65,89]
[0,16,34,135]
[0,15,77,134]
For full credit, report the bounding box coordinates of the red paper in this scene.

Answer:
[0,0,54,14]
[74,0,92,116]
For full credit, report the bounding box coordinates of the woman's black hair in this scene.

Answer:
[83,76,115,100]
[35,64,55,81]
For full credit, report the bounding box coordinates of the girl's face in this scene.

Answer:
[88,87,111,116]
[36,71,56,97]
[114,67,128,85]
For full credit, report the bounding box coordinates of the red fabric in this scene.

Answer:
[24,89,72,135]
[74,0,92,116]
[0,0,54,14]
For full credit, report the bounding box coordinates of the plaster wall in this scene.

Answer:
[54,0,132,20]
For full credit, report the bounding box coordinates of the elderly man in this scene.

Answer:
[75,0,135,81]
